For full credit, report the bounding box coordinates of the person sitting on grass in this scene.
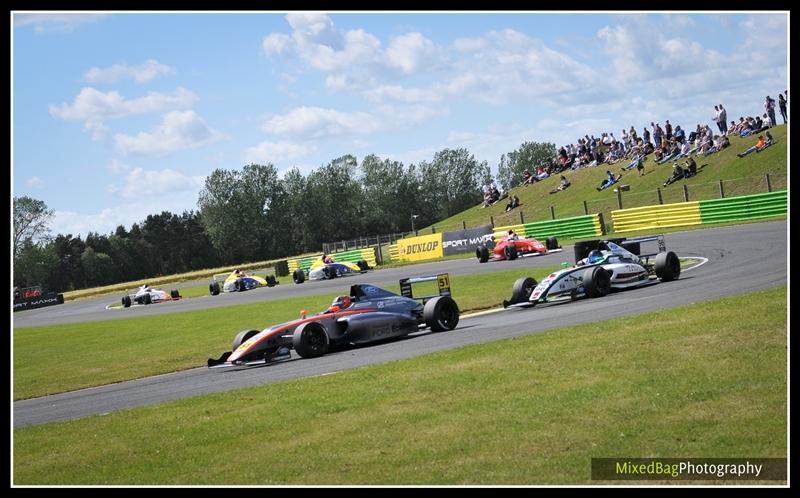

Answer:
[683,157,697,178]
[663,163,685,187]
[505,194,520,212]
[737,134,769,158]
[549,175,571,194]
[521,169,534,185]
[597,170,621,191]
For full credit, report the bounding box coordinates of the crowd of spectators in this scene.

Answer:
[512,91,786,193]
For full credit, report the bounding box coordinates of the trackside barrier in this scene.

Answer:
[287,247,377,274]
[611,202,702,233]
[699,190,787,224]
[611,190,787,233]
[493,214,604,243]
[388,244,399,261]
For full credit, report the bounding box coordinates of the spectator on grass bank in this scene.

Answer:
[765,96,777,130]
[718,105,728,134]
[778,92,787,124]
[505,194,520,212]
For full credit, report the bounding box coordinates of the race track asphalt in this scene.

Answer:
[13,221,787,428]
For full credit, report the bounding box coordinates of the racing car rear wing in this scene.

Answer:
[399,273,452,301]
[611,234,666,259]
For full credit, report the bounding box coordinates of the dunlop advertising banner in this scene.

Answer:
[442,224,494,256]
[396,233,443,262]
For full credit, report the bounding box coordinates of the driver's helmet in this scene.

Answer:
[329,295,352,312]
[587,249,604,264]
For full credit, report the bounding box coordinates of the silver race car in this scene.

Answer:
[503,235,680,308]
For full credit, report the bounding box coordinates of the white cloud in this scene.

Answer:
[364,85,442,104]
[84,59,175,84]
[107,167,206,199]
[26,176,44,188]
[244,140,315,163]
[14,13,107,33]
[262,106,381,139]
[49,87,198,140]
[386,32,438,74]
[114,110,225,156]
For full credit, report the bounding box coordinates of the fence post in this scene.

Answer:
[718,180,725,199]
[520,210,525,224]
[490,215,494,228]
[462,220,466,230]
[657,188,663,205]
[583,200,589,215]
[766,173,772,192]
[549,206,555,220]
[683,184,689,202]
[616,188,623,210]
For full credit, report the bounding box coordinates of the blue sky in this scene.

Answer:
[12,12,788,238]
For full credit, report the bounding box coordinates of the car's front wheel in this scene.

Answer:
[293,322,330,358]
[655,251,681,281]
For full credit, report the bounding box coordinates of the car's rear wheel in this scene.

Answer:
[267,275,277,287]
[232,329,260,352]
[293,269,305,284]
[357,259,370,271]
[476,245,490,263]
[323,266,336,279]
[511,276,538,304]
[209,281,221,296]
[423,296,460,332]
[546,236,559,250]
[293,322,330,358]
[655,251,681,281]
[583,266,611,297]
[122,295,132,308]
[143,293,152,305]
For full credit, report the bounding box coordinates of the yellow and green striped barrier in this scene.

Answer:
[494,213,604,242]
[611,190,786,233]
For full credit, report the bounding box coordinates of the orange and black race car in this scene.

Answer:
[208,273,459,368]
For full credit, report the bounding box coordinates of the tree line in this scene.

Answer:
[14,143,553,291]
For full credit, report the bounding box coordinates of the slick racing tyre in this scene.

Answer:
[546,236,559,250]
[267,275,277,287]
[209,281,221,296]
[122,295,132,308]
[476,245,490,263]
[293,268,305,284]
[423,296,460,332]
[655,251,681,282]
[583,266,611,298]
[504,243,518,260]
[357,259,370,271]
[510,276,538,305]
[293,322,330,358]
[232,329,260,352]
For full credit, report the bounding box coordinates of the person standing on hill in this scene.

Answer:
[718,104,728,134]
[778,93,788,124]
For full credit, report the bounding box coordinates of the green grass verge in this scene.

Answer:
[14,266,564,400]
[13,286,787,485]
[425,124,787,234]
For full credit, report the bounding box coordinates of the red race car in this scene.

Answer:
[476,233,561,262]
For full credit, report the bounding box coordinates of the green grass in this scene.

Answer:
[14,266,564,400]
[426,124,787,234]
[13,286,787,485]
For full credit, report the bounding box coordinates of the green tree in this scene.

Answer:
[13,196,53,261]
[497,141,557,191]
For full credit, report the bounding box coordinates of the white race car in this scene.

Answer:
[121,284,181,308]
[503,235,680,308]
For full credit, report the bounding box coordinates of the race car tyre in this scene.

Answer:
[655,251,681,282]
[170,289,180,299]
[56,294,64,304]
[357,259,370,271]
[143,293,152,305]
[293,269,305,284]
[476,245,490,263]
[423,296,460,332]
[323,266,336,279]
[583,266,611,298]
[293,322,330,358]
[510,276,538,305]
[209,281,221,296]
[122,295,132,308]
[267,275,277,287]
[504,244,519,260]
[232,329,260,352]
[233,279,243,292]
[546,236,559,250]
